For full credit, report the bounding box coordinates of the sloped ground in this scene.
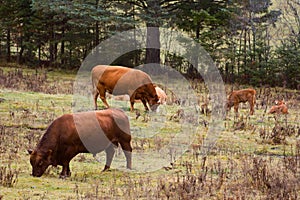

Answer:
[0,65,299,199]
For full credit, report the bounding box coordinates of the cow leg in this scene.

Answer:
[60,162,71,178]
[103,144,115,171]
[141,99,149,111]
[93,90,99,110]
[129,94,136,112]
[99,87,109,109]
[119,141,132,169]
[251,96,256,115]
[129,100,135,112]
[249,100,254,115]
[234,104,239,116]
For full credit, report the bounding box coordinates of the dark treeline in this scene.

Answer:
[0,0,299,89]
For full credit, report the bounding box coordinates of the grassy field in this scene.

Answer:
[0,64,299,199]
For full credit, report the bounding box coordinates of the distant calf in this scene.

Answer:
[92,65,159,112]
[28,108,132,178]
[227,88,256,115]
[269,100,288,114]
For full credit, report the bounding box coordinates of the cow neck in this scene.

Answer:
[37,123,58,154]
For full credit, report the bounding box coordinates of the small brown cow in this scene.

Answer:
[269,100,288,114]
[92,65,159,112]
[227,88,256,115]
[28,108,132,178]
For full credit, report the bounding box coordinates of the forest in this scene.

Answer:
[0,0,299,89]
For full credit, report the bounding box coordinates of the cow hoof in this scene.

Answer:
[59,174,67,179]
[102,165,110,172]
[59,173,71,179]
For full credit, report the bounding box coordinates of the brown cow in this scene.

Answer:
[269,100,288,114]
[28,108,132,178]
[92,65,159,112]
[227,88,256,115]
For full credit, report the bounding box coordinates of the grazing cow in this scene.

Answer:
[28,108,132,178]
[269,100,288,114]
[92,65,159,112]
[227,88,256,115]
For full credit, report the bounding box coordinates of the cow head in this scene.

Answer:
[226,92,235,111]
[275,99,285,105]
[226,100,234,111]
[148,94,160,111]
[145,83,160,111]
[28,149,53,177]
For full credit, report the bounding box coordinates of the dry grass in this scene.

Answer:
[0,64,299,199]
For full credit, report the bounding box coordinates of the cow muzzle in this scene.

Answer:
[31,172,43,177]
[31,169,45,177]
[150,104,159,112]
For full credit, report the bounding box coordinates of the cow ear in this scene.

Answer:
[27,149,34,155]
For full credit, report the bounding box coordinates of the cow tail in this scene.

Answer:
[91,74,98,95]
[253,90,257,106]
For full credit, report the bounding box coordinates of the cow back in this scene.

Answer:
[92,65,154,96]
[73,108,131,154]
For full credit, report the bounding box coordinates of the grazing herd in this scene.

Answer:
[28,65,289,178]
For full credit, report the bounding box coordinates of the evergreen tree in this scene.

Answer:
[118,0,180,67]
[275,0,300,89]
[0,0,20,62]
[30,0,134,68]
[175,0,232,78]
[225,0,280,85]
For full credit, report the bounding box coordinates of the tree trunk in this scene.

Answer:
[145,24,160,75]
[6,28,11,62]
[243,29,247,68]
[38,44,41,65]
[19,47,24,64]
[49,23,58,66]
[0,37,2,57]
[61,28,65,66]
[237,29,243,76]
[145,24,160,65]
[95,0,100,46]
[49,28,54,64]
[145,0,160,66]
[18,34,24,64]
